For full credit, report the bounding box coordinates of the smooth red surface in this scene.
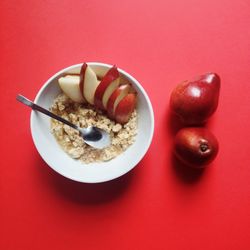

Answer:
[1,1,250,249]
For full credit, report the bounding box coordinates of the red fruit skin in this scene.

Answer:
[114,93,137,124]
[107,84,130,119]
[174,127,219,168]
[107,90,116,119]
[170,73,220,125]
[94,65,120,110]
[79,62,87,100]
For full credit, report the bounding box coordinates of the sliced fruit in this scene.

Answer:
[58,75,84,103]
[114,93,137,124]
[79,63,99,105]
[107,84,131,119]
[94,66,120,110]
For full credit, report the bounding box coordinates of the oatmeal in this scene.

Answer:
[50,94,137,163]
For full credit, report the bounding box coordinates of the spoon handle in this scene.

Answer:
[16,94,79,131]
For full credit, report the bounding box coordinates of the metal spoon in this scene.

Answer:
[16,94,110,149]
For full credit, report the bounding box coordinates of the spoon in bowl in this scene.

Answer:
[16,94,110,149]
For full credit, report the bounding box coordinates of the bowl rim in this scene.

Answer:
[30,62,154,183]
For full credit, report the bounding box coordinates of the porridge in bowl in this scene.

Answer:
[50,63,138,163]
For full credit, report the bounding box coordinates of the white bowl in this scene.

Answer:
[31,62,154,183]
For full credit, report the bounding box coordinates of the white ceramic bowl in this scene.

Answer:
[31,62,154,183]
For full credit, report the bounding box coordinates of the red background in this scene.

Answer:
[1,0,250,249]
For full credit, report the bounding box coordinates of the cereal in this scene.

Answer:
[50,94,137,163]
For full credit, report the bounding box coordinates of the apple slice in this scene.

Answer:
[79,63,99,105]
[58,75,84,103]
[94,66,120,110]
[114,93,137,124]
[107,84,131,119]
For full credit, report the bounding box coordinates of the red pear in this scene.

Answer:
[107,84,131,119]
[174,127,219,168]
[170,73,220,125]
[94,66,120,110]
[114,93,137,124]
[79,63,99,105]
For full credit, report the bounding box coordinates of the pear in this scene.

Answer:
[170,73,220,125]
[58,75,84,103]
[174,127,219,168]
